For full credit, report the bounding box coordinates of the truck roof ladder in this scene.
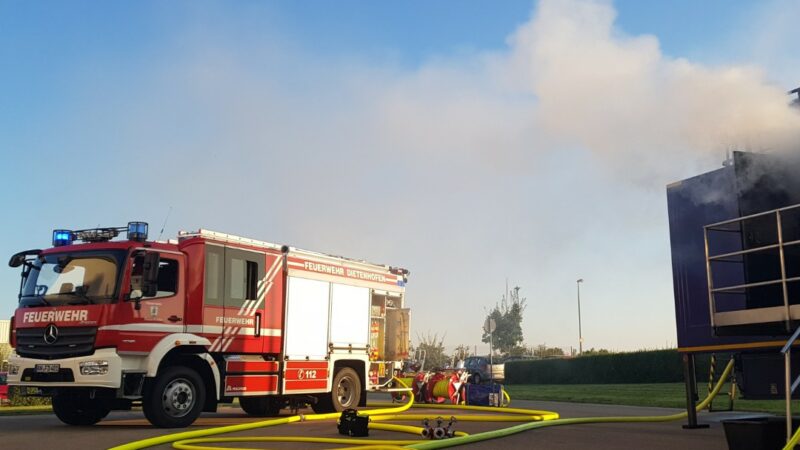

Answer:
[177,229,284,251]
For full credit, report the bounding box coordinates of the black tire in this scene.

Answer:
[312,367,361,414]
[239,396,283,417]
[471,373,481,385]
[52,392,110,426]
[143,366,206,428]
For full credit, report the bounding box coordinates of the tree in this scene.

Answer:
[414,332,449,370]
[451,344,472,366]
[531,344,565,358]
[482,286,527,355]
[581,348,611,356]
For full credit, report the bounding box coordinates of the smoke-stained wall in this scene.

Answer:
[669,151,800,351]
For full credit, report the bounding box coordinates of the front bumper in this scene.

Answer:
[7,348,124,389]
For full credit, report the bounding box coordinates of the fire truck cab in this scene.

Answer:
[6,223,410,427]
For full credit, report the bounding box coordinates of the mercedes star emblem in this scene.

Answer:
[44,323,59,345]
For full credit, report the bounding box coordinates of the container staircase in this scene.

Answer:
[705,203,800,444]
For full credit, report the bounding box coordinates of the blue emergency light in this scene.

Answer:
[52,230,74,247]
[50,221,149,247]
[127,222,149,242]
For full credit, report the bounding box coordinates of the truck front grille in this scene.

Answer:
[15,326,97,360]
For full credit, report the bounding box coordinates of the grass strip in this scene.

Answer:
[0,405,52,416]
[505,382,800,415]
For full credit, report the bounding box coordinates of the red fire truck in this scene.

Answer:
[6,223,410,427]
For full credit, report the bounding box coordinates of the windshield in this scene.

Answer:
[20,251,126,307]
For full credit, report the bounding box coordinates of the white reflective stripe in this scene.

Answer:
[210,325,238,351]
[99,324,184,333]
[196,325,282,336]
[264,256,283,283]
[237,256,281,316]
[244,298,264,317]
[185,325,206,333]
[201,327,282,337]
[245,257,282,316]
[219,327,240,352]
[209,329,229,352]
[221,335,235,352]
[237,300,255,315]
[239,328,282,337]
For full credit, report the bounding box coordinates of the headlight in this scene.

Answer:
[79,360,109,376]
[8,364,20,375]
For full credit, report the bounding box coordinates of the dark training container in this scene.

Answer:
[722,416,797,450]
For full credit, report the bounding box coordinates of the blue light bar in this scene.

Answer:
[127,222,149,242]
[52,230,74,247]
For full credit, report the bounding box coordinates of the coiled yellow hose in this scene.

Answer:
[108,378,419,450]
[407,359,736,450]
[112,361,734,450]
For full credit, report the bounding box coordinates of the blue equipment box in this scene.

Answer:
[465,383,503,406]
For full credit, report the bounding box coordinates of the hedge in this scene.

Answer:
[505,349,719,384]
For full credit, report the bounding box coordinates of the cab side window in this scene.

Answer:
[205,245,224,306]
[204,246,263,308]
[130,254,179,299]
[225,248,264,309]
[150,259,179,298]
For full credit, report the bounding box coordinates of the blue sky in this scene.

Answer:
[1,0,798,352]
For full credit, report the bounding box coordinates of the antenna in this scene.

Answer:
[158,206,173,240]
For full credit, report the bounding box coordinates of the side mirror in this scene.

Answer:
[9,249,42,268]
[142,252,160,297]
[129,252,160,310]
[9,254,25,268]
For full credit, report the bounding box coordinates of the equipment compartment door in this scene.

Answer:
[221,247,265,353]
[204,246,266,354]
[284,276,330,360]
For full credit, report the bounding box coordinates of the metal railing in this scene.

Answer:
[782,326,800,443]
[704,203,800,330]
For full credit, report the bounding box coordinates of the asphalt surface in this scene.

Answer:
[0,398,759,449]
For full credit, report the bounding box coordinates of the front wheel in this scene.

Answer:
[311,367,362,413]
[143,366,206,428]
[52,392,110,426]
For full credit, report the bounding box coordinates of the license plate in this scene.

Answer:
[35,364,60,373]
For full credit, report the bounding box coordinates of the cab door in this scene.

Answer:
[117,251,186,354]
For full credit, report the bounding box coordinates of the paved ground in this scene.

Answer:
[0,398,760,449]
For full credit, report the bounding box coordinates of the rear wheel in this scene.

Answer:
[311,367,361,413]
[52,392,110,426]
[143,366,206,428]
[239,396,283,416]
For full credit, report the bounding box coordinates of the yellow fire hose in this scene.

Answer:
[394,376,510,406]
[109,378,419,450]
[408,359,735,450]
[113,361,735,450]
[784,422,800,449]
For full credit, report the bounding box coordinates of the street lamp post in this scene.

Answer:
[577,278,584,355]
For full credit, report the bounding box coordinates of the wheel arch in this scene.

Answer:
[151,346,220,409]
[145,333,212,376]
[332,359,366,407]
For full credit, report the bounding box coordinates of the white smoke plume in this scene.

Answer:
[4,0,799,351]
[372,0,800,182]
